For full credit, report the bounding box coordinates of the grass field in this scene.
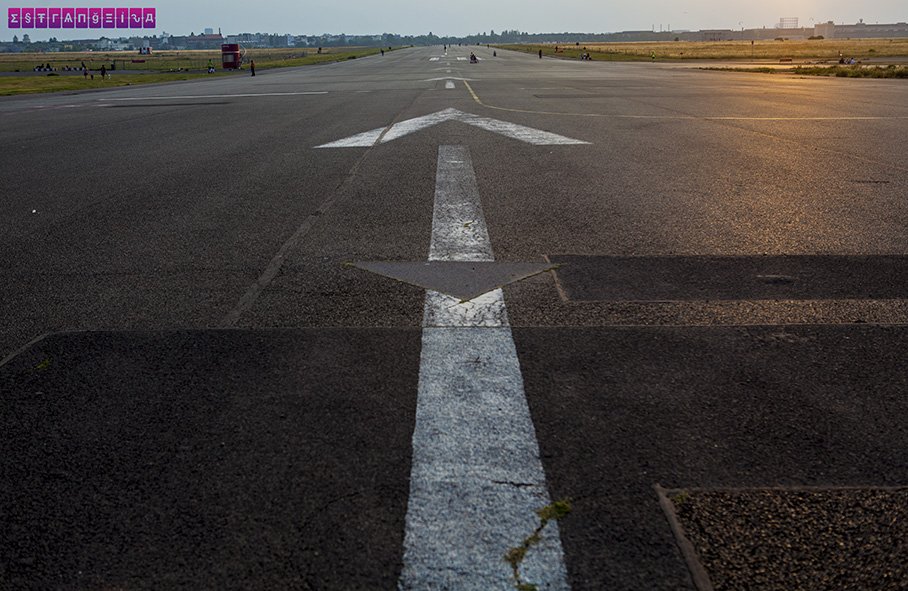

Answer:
[703,64,908,78]
[0,72,227,96]
[798,64,908,77]
[0,46,399,95]
[499,38,908,62]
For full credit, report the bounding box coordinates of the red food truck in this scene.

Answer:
[221,44,241,70]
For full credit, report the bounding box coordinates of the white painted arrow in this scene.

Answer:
[399,145,570,589]
[315,108,589,148]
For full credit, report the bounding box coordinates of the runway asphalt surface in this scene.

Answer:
[2,45,907,589]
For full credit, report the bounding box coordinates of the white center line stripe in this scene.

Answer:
[398,145,570,590]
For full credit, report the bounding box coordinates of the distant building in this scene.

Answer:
[168,33,224,50]
[204,28,214,35]
[832,20,908,38]
[776,17,799,29]
[700,30,734,42]
[2,20,907,54]
[95,38,130,50]
[227,33,267,47]
[814,21,836,38]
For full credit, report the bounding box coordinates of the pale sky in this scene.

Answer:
[5,0,906,41]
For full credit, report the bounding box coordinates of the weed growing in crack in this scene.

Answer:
[671,490,690,507]
[504,499,572,591]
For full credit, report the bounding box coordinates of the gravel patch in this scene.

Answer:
[666,487,908,591]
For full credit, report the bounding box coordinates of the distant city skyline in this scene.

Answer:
[4,0,906,42]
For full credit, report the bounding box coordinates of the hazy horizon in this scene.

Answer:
[4,0,906,42]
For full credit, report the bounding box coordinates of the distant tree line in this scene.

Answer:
[0,29,677,53]
[378,30,635,46]
[6,23,906,53]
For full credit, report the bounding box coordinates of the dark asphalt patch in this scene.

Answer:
[107,102,232,108]
[662,487,908,591]
[350,260,556,301]
[549,255,908,301]
[513,325,908,591]
[0,328,421,590]
[533,94,602,99]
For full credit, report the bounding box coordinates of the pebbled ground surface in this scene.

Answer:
[670,487,908,591]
